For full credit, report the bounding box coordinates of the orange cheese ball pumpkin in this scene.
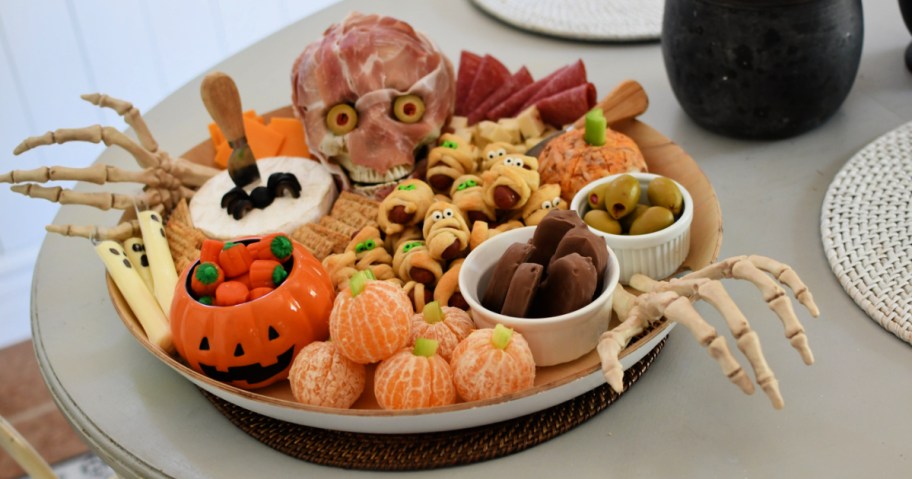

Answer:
[288,340,365,409]
[409,301,474,362]
[450,324,536,402]
[374,338,456,410]
[329,272,412,364]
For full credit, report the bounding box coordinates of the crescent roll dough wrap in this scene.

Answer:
[481,154,540,211]
[480,142,523,171]
[422,201,471,261]
[426,134,479,192]
[450,174,496,225]
[434,258,468,309]
[521,183,566,226]
[392,240,443,286]
[322,251,358,292]
[377,179,434,235]
[347,226,396,281]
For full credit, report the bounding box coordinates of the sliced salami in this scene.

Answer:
[462,54,511,116]
[520,59,587,111]
[467,66,533,125]
[485,63,568,121]
[536,82,597,128]
[455,51,482,116]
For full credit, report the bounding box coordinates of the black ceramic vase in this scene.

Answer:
[901,0,912,71]
[662,0,864,139]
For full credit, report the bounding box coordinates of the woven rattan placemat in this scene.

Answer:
[203,338,666,470]
[821,120,912,344]
[470,0,663,42]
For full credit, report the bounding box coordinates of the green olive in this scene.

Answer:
[393,94,425,123]
[620,204,649,233]
[587,184,609,210]
[628,206,675,235]
[583,209,622,234]
[602,174,642,220]
[326,104,358,135]
[647,177,683,216]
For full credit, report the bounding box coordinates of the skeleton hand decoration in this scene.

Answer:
[598,255,820,409]
[2,94,220,240]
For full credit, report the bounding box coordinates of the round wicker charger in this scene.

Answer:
[470,0,664,42]
[203,338,666,470]
[821,120,912,344]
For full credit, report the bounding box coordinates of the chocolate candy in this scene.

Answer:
[527,209,584,266]
[501,263,543,317]
[550,225,607,279]
[538,253,597,317]
[481,242,535,313]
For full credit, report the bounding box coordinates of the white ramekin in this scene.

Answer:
[458,226,621,367]
[570,172,693,284]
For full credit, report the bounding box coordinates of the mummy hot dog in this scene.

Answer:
[136,210,178,317]
[95,240,173,352]
[481,153,540,211]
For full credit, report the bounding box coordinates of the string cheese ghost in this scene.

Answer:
[95,240,173,352]
[123,237,154,293]
[137,210,178,316]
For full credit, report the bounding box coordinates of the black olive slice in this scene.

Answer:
[268,172,302,198]
[250,186,275,208]
[221,186,249,209]
[229,198,254,220]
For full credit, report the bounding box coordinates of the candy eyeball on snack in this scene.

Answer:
[487,148,506,162]
[504,156,525,168]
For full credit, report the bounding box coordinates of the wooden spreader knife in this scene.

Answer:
[200,71,261,187]
[526,80,650,158]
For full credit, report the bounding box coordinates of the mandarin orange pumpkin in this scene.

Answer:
[170,237,334,390]
[450,324,536,402]
[329,271,412,364]
[374,338,456,410]
[409,301,474,362]
[288,340,365,408]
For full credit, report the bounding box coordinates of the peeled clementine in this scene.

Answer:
[409,301,474,362]
[287,340,365,409]
[329,271,412,364]
[450,324,536,402]
[374,338,456,410]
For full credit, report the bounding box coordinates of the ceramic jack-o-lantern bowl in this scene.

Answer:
[169,237,335,390]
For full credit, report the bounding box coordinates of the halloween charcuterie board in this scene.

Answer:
[107,103,722,434]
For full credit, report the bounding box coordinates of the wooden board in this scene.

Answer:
[108,104,722,420]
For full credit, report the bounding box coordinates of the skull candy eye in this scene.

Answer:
[392,94,425,123]
[326,104,358,135]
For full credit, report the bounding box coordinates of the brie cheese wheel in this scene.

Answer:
[190,156,337,240]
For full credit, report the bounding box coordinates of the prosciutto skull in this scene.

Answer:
[292,12,456,196]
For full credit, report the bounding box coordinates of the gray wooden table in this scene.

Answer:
[33,0,912,477]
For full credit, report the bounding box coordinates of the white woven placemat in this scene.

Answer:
[821,120,912,344]
[470,0,663,42]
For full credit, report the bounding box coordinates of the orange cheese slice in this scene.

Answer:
[269,117,311,158]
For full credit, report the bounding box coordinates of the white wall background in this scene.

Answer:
[0,0,340,349]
